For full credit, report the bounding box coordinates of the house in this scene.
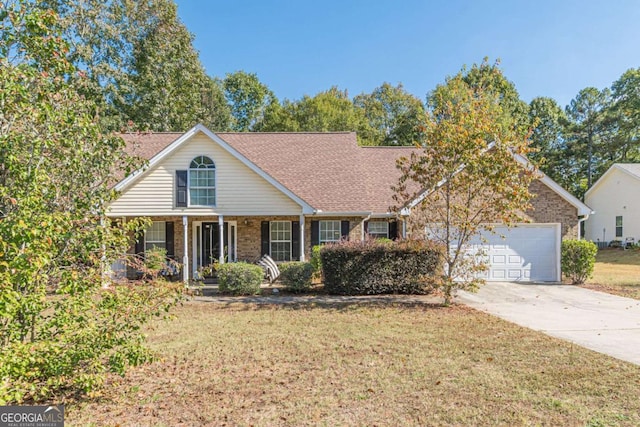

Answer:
[585,163,640,246]
[107,124,590,283]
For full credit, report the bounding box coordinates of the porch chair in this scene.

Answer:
[257,254,280,283]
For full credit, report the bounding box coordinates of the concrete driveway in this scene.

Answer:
[457,282,640,365]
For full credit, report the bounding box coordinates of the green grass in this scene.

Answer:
[67,301,640,426]
[583,248,640,299]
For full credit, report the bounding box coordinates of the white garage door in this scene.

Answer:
[469,224,560,282]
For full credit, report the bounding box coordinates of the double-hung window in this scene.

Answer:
[319,220,341,244]
[145,221,166,252]
[189,156,216,206]
[616,216,623,238]
[270,221,291,261]
[367,221,389,239]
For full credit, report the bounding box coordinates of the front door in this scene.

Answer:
[202,222,228,266]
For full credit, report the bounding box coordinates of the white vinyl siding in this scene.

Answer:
[270,221,291,261]
[145,221,166,252]
[319,220,341,243]
[367,221,389,239]
[585,167,640,243]
[108,132,302,216]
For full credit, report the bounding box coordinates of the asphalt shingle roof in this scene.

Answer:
[119,130,418,213]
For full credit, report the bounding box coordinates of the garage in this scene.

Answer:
[468,224,561,282]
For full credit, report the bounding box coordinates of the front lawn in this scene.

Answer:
[583,248,640,300]
[67,301,640,426]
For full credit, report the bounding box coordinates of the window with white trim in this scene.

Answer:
[145,221,166,252]
[270,221,291,261]
[319,220,341,243]
[368,221,389,239]
[616,216,623,237]
[189,155,216,206]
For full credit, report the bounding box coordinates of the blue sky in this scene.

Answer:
[174,0,640,108]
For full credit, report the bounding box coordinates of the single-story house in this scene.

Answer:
[108,124,590,283]
[585,163,640,246]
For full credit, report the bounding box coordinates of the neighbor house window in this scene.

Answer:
[189,155,216,206]
[616,216,623,237]
[145,221,166,252]
[270,221,291,261]
[367,221,389,239]
[319,220,341,243]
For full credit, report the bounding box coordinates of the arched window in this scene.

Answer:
[189,156,216,206]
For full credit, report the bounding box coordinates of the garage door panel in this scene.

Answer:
[491,270,506,279]
[468,225,558,282]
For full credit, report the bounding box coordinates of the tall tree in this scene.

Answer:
[117,1,230,131]
[609,68,640,162]
[565,87,612,193]
[0,1,180,403]
[42,0,230,131]
[461,59,530,133]
[395,68,535,305]
[223,70,276,131]
[528,97,572,188]
[257,87,375,144]
[353,82,426,146]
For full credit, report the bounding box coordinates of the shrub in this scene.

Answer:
[562,239,598,284]
[217,262,264,295]
[310,245,323,278]
[321,239,445,295]
[279,262,314,292]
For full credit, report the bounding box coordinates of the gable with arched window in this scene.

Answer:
[175,156,216,207]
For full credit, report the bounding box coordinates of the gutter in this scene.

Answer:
[311,211,372,217]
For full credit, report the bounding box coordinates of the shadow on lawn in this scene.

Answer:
[190,295,450,313]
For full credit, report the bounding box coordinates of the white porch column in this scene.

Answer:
[182,216,189,283]
[299,214,305,261]
[218,215,225,264]
[402,219,407,239]
[100,217,109,288]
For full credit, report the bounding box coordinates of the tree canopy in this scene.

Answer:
[0,0,180,403]
[395,67,535,305]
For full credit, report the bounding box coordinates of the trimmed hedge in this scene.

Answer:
[217,262,264,295]
[321,239,444,295]
[562,239,597,284]
[279,262,314,293]
[309,245,323,279]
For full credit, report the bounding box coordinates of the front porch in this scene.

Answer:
[114,214,400,283]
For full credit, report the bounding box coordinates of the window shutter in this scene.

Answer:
[165,221,175,258]
[261,221,270,256]
[311,221,319,246]
[341,220,350,240]
[363,220,369,235]
[175,170,187,207]
[134,234,144,256]
[292,221,300,261]
[389,221,398,240]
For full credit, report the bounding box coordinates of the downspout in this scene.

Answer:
[577,213,592,240]
[361,214,371,240]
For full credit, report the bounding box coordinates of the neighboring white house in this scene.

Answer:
[585,164,640,245]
